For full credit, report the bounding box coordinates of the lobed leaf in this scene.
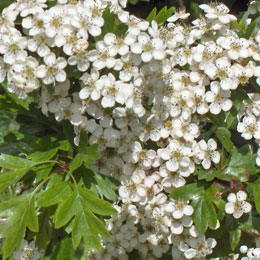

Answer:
[0,154,37,169]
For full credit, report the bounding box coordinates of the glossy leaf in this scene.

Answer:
[244,18,258,39]
[146,7,157,22]
[170,183,204,201]
[38,182,72,207]
[28,148,58,162]
[216,127,234,153]
[93,171,117,201]
[0,169,29,192]
[191,186,218,234]
[230,228,241,251]
[155,6,175,24]
[54,186,115,250]
[0,194,39,259]
[0,154,37,169]
[224,151,258,181]
[253,177,260,215]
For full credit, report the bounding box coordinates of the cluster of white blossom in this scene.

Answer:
[1,0,260,259]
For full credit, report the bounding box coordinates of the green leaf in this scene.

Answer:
[216,127,235,153]
[170,183,204,201]
[34,163,54,182]
[146,7,157,22]
[25,197,39,232]
[155,6,175,24]
[244,18,258,39]
[102,9,116,35]
[28,148,58,162]
[0,169,29,192]
[231,87,250,111]
[190,2,201,19]
[54,186,115,250]
[48,237,75,260]
[225,108,238,130]
[0,0,14,14]
[38,182,72,207]
[230,228,241,251]
[232,19,245,31]
[224,151,258,181]
[0,194,38,259]
[93,171,117,201]
[69,154,85,172]
[78,130,89,155]
[79,187,117,216]
[191,185,218,234]
[2,82,34,110]
[253,177,260,215]
[54,192,78,228]
[69,150,100,172]
[206,112,225,127]
[0,154,37,169]
[47,0,57,7]
[35,210,52,250]
[194,167,230,182]
[83,144,100,165]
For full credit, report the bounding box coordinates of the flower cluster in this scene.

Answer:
[0,0,260,259]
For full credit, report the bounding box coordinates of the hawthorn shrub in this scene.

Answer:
[0,0,260,259]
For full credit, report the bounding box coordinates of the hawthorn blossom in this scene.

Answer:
[13,240,44,260]
[195,139,220,169]
[205,81,232,114]
[199,3,236,24]
[131,32,166,62]
[0,29,27,65]
[36,52,67,84]
[225,191,252,219]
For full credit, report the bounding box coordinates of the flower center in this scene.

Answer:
[143,43,153,53]
[35,18,43,28]
[22,247,34,259]
[92,7,101,17]
[8,43,19,53]
[138,150,147,159]
[164,120,172,130]
[50,17,62,28]
[172,150,181,160]
[216,69,227,79]
[108,85,117,96]
[47,65,57,75]
[24,67,34,78]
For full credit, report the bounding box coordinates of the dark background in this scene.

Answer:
[125,0,250,19]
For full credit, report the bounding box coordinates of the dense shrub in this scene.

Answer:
[0,0,260,259]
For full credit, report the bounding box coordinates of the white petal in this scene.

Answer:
[55,70,66,82]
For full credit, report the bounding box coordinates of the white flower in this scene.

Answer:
[205,81,232,114]
[131,32,165,62]
[158,140,192,174]
[43,5,66,38]
[27,33,51,57]
[195,138,220,169]
[185,235,217,259]
[0,29,27,65]
[130,141,156,168]
[237,115,260,140]
[100,73,133,108]
[88,40,117,70]
[22,13,45,36]
[225,191,252,219]
[36,52,67,84]
[241,248,260,260]
[199,3,236,24]
[165,200,194,219]
[13,240,44,260]
[167,8,190,23]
